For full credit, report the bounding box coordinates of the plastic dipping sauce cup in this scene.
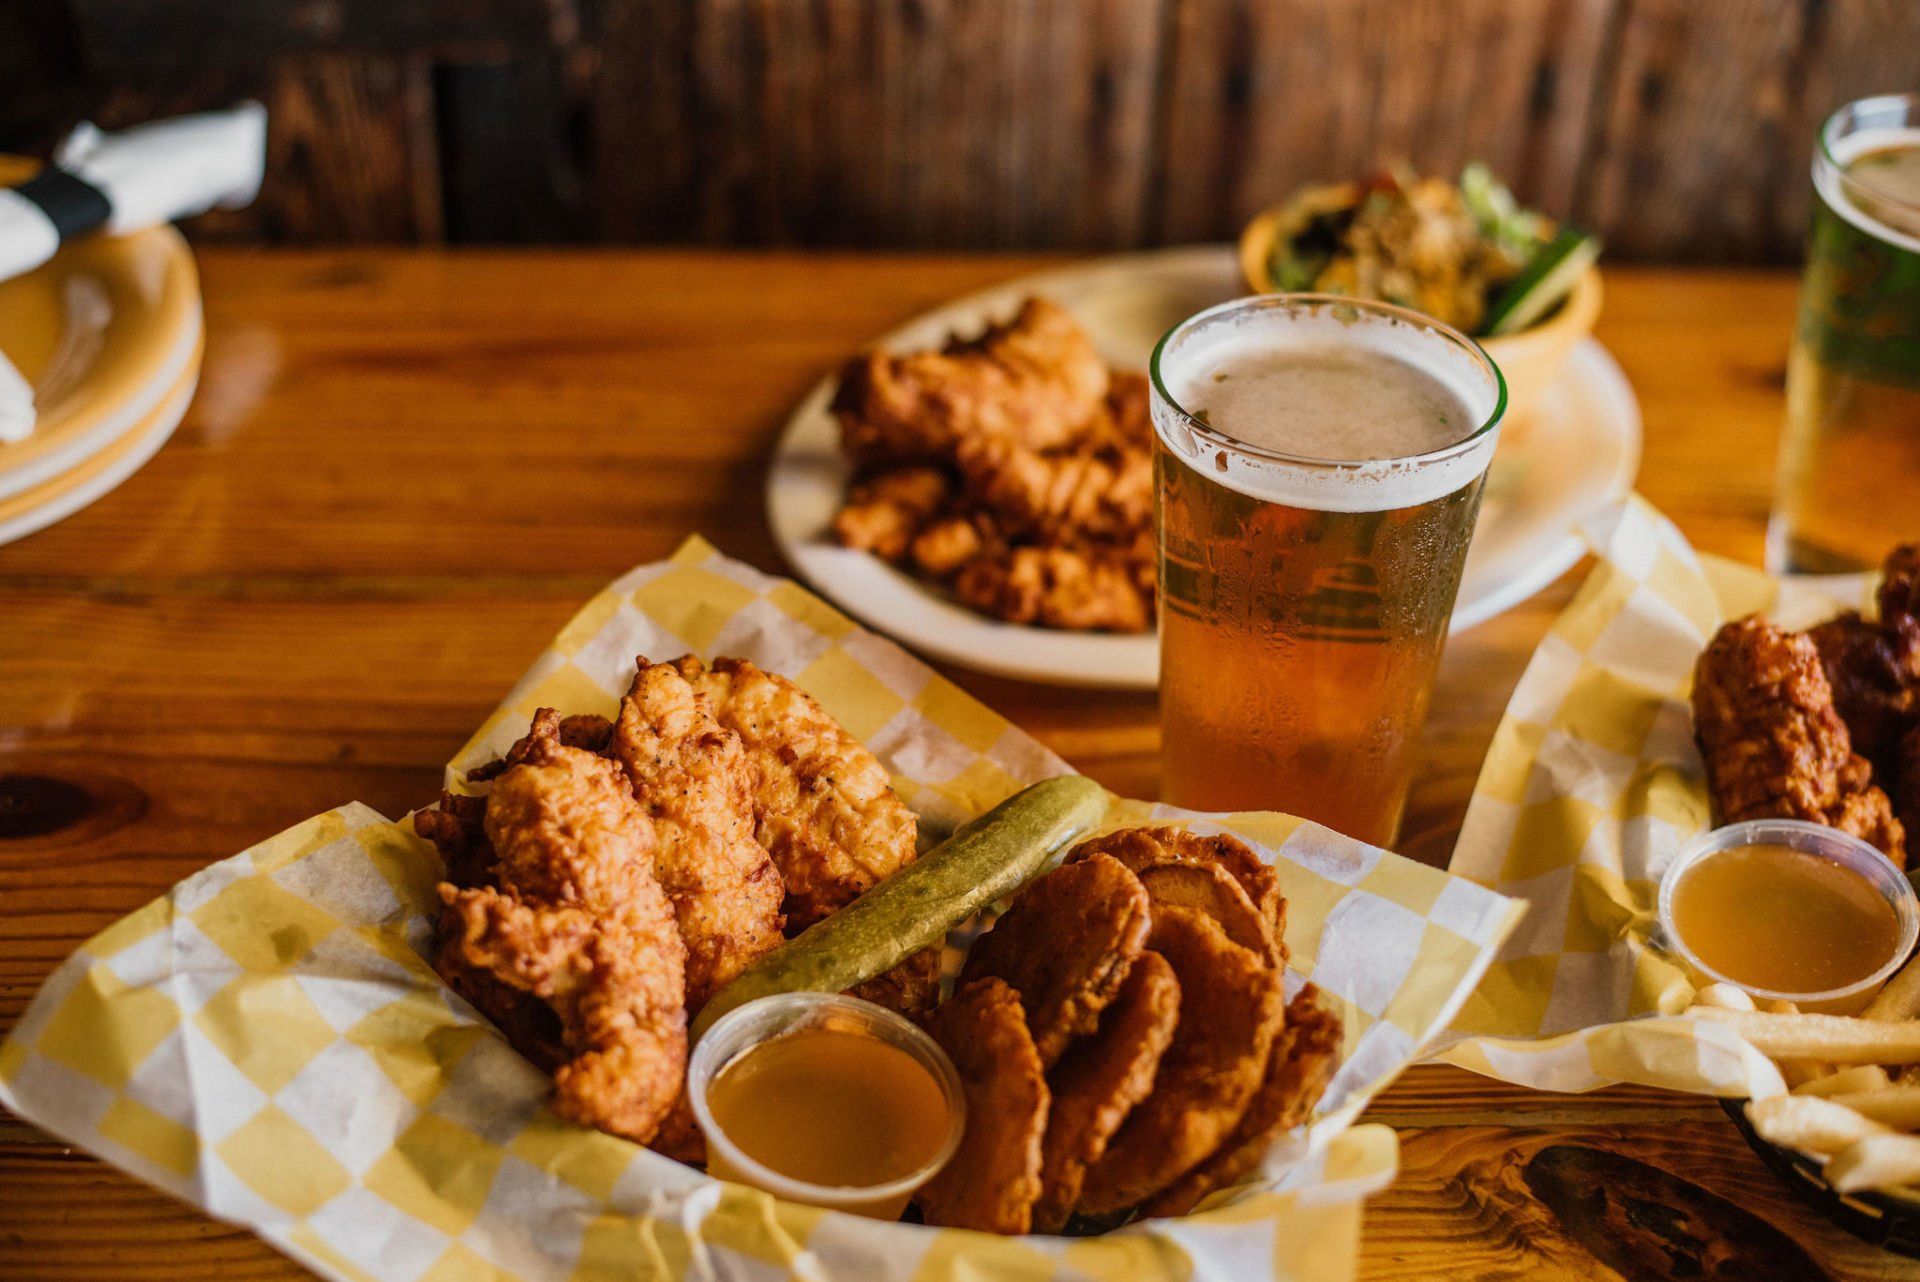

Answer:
[1657,818,1920,1015]
[688,993,965,1220]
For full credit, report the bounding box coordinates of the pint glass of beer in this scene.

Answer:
[1152,295,1505,847]
[1771,93,1920,574]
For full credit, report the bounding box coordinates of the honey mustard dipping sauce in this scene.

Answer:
[1660,820,1919,1013]
[689,994,964,1220]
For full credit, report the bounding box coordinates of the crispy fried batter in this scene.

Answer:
[952,542,1153,634]
[951,413,1153,548]
[465,713,616,783]
[415,789,494,891]
[610,659,787,1006]
[847,945,943,1019]
[1880,544,1920,633]
[908,513,990,576]
[829,303,1157,634]
[1136,863,1276,965]
[917,978,1050,1235]
[831,466,954,562]
[673,656,919,931]
[429,715,689,1145]
[1692,617,1906,866]
[1141,985,1341,1218]
[1898,722,1920,846]
[646,1098,708,1166]
[1071,827,1286,966]
[1075,906,1284,1215]
[418,776,573,1069]
[1032,951,1180,1233]
[959,854,1152,1067]
[1808,611,1920,769]
[833,298,1109,463]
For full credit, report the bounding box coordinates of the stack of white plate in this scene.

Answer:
[0,158,202,549]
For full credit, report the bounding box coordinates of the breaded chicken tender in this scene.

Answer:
[830,466,954,563]
[1881,544,1920,633]
[611,658,787,1007]
[833,297,1110,463]
[953,541,1153,634]
[1809,612,1920,770]
[951,401,1153,547]
[427,714,688,1145]
[673,655,918,931]
[1692,617,1905,866]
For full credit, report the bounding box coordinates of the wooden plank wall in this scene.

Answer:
[5,0,1917,260]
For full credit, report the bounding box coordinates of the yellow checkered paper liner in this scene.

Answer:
[1440,496,1876,1098]
[1,536,1520,1282]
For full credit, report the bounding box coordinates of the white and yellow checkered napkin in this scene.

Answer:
[1438,496,1875,1098]
[0,536,1520,1282]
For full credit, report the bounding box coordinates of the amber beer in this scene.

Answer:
[1151,295,1504,847]
[1772,94,1920,573]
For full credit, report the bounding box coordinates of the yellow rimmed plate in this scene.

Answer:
[0,333,200,547]
[0,155,203,502]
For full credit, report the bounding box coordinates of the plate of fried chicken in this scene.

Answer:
[768,246,1640,687]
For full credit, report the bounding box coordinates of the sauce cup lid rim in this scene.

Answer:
[687,991,967,1206]
[1657,819,1920,1004]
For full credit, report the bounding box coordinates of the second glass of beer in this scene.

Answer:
[1151,295,1506,848]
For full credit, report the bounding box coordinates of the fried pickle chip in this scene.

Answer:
[959,853,1151,1066]
[1071,827,1285,965]
[917,978,1049,1234]
[1074,906,1283,1215]
[1140,984,1342,1218]
[1032,950,1180,1233]
[1135,862,1276,965]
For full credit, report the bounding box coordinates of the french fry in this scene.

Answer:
[1753,1000,1835,1083]
[1827,1134,1920,1193]
[1778,1052,1831,1083]
[1693,983,1757,1011]
[1864,953,1920,1022]
[1746,1095,1891,1155]
[1778,1060,1832,1088]
[1691,1008,1920,1064]
[1833,1086,1920,1129]
[1794,1066,1892,1097]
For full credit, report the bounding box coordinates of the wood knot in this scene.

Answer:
[0,771,147,843]
[1524,1144,1831,1281]
[0,774,94,838]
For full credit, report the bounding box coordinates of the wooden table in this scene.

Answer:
[0,251,1905,1280]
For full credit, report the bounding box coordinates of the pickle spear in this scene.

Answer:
[691,775,1108,1039]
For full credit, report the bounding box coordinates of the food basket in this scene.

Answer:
[1440,495,1920,1248]
[1723,1098,1920,1256]
[0,536,1523,1282]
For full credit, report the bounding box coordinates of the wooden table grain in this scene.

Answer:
[0,251,1906,1280]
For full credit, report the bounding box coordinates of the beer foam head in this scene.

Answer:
[1150,296,1505,514]
[1819,122,1920,254]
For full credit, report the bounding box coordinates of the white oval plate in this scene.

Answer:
[767,246,1641,689]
